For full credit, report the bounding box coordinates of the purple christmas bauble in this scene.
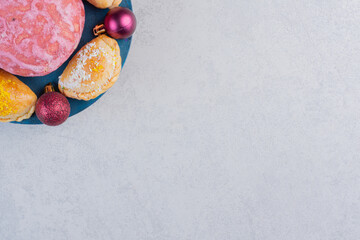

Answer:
[104,7,137,39]
[36,92,71,126]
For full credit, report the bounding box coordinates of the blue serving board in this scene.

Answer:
[13,0,133,125]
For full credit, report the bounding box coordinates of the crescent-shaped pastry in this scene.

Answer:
[0,69,37,122]
[58,35,122,101]
[87,0,122,9]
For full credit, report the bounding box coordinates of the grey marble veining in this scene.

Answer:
[1,0,360,239]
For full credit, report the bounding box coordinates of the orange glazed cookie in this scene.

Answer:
[0,69,37,122]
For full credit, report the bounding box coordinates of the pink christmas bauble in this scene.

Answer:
[36,92,71,126]
[0,0,85,77]
[104,7,137,39]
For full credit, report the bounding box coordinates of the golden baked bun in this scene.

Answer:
[0,69,37,122]
[87,0,122,9]
[59,35,122,101]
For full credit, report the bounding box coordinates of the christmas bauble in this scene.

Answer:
[104,7,137,39]
[0,0,85,77]
[35,84,71,126]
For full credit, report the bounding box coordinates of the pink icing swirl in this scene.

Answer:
[0,0,85,77]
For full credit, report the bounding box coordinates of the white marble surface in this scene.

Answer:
[1,0,360,239]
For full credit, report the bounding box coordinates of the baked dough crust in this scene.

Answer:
[87,0,122,9]
[0,69,37,122]
[59,35,122,101]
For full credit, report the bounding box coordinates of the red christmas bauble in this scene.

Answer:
[104,7,137,39]
[36,84,71,126]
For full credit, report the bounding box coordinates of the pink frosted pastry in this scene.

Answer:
[0,0,85,77]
